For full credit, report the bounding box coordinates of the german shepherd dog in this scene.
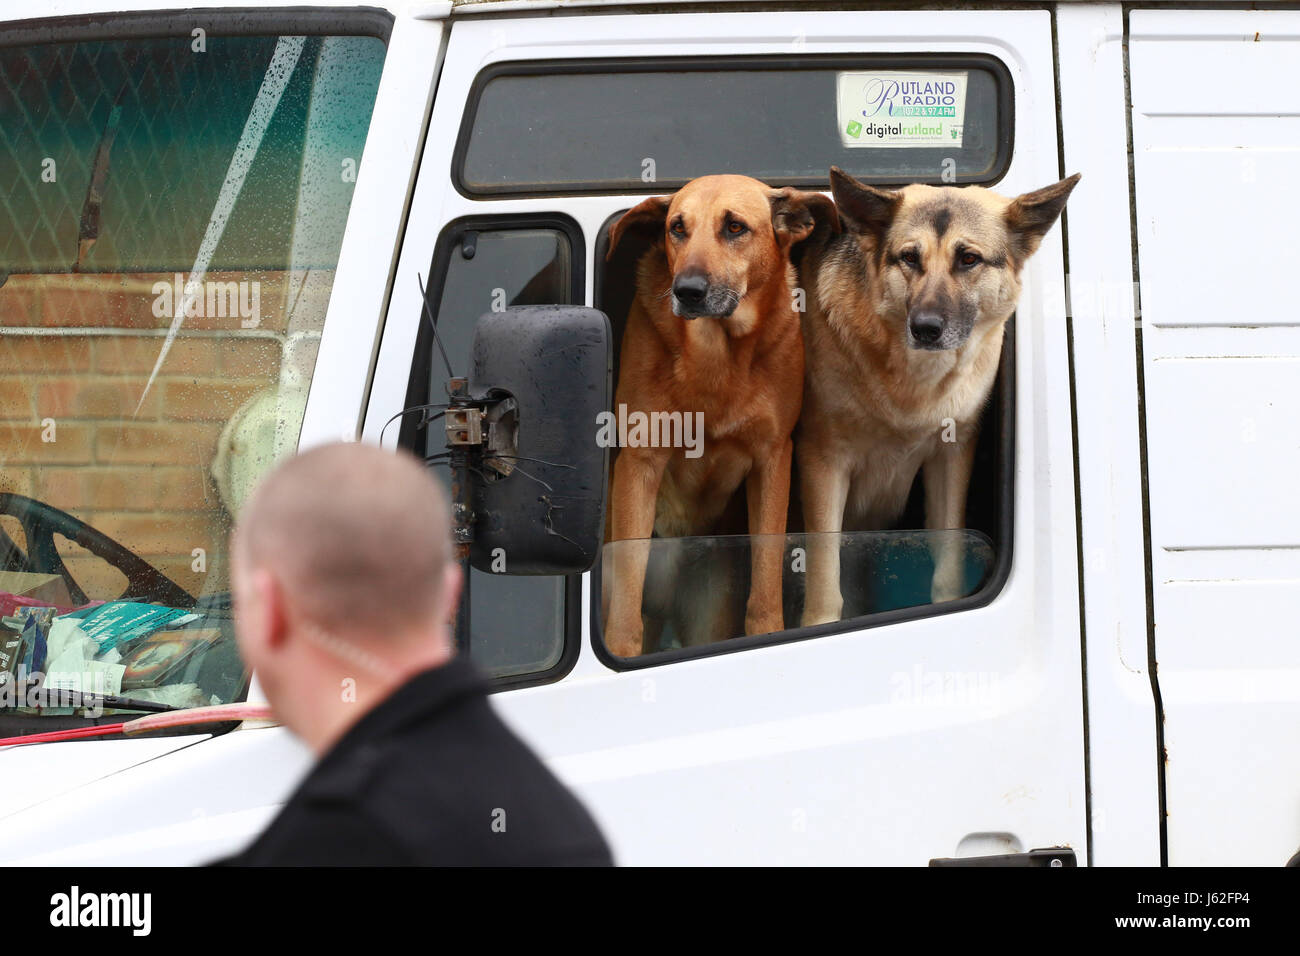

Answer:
[602,174,837,657]
[798,167,1079,626]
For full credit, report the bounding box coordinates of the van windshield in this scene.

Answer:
[0,30,385,724]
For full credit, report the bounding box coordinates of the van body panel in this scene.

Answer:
[0,727,310,865]
[1057,1,1161,867]
[1130,8,1300,866]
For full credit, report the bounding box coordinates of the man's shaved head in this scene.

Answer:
[234,442,452,639]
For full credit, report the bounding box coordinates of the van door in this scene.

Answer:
[365,7,1084,864]
[1129,8,1300,866]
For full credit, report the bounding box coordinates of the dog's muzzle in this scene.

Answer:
[907,310,973,351]
[672,273,737,319]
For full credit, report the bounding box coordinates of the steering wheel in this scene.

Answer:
[0,492,194,608]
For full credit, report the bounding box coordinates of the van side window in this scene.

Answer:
[399,218,583,681]
[594,199,1013,663]
[458,56,1012,195]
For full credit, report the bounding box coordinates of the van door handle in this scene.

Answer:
[929,847,1077,867]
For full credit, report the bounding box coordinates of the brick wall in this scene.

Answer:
[0,269,331,605]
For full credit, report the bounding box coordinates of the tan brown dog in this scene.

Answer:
[602,174,837,657]
[798,167,1079,626]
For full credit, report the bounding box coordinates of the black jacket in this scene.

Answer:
[210,656,613,866]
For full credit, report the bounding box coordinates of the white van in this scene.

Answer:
[0,0,1295,867]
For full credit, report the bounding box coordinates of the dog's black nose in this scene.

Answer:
[909,312,944,344]
[673,273,709,306]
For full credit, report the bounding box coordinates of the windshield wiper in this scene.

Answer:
[0,680,181,714]
[70,692,182,714]
[72,97,125,273]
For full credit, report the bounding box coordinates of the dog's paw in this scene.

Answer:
[799,606,842,628]
[744,607,784,637]
[930,572,966,605]
[603,619,645,658]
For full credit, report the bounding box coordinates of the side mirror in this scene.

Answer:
[449,305,612,576]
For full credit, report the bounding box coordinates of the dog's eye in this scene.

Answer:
[900,250,920,267]
[726,220,747,236]
[959,251,982,268]
[670,220,686,237]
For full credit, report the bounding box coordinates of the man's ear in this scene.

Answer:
[1004,172,1081,261]
[250,566,290,653]
[829,166,902,238]
[606,195,671,261]
[769,187,840,251]
[440,562,463,633]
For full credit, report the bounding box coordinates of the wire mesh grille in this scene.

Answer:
[0,35,319,275]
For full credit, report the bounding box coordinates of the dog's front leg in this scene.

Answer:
[603,447,670,657]
[744,438,793,636]
[923,435,978,604]
[798,447,851,627]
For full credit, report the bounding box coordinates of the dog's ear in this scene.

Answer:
[769,188,840,251]
[828,166,901,238]
[606,195,671,261]
[1004,173,1081,260]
